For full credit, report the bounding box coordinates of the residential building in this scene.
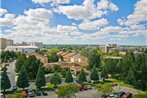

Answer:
[26,52,48,66]
[28,42,43,48]
[5,46,39,53]
[58,51,88,66]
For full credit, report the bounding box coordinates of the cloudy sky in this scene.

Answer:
[0,0,147,45]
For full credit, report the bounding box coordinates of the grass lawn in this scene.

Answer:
[107,78,133,88]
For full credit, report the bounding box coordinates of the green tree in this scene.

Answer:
[15,54,26,73]
[97,84,112,95]
[35,63,46,89]
[101,68,108,81]
[65,69,73,83]
[53,64,61,72]
[90,66,99,82]
[125,68,136,85]
[77,69,87,84]
[25,55,40,79]
[58,84,79,98]
[16,65,29,90]
[50,72,62,87]
[88,49,101,69]
[1,66,11,98]
[60,69,67,78]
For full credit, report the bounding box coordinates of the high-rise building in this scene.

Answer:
[28,42,43,48]
[0,38,7,50]
[0,38,14,50]
[6,39,14,46]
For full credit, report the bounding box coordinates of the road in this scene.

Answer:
[7,61,17,89]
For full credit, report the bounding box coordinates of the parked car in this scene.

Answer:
[108,94,118,98]
[42,91,48,96]
[0,93,4,98]
[122,92,132,98]
[79,84,88,91]
[87,85,92,89]
[21,90,27,97]
[28,90,35,97]
[118,91,125,97]
[35,91,42,96]
[12,85,17,91]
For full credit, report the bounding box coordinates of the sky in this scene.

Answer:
[0,0,147,45]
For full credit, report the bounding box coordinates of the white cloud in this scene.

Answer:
[118,0,147,26]
[97,0,119,11]
[78,18,108,30]
[0,14,15,27]
[0,8,8,16]
[56,0,118,20]
[32,0,70,4]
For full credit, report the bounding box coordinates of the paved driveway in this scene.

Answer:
[32,89,99,98]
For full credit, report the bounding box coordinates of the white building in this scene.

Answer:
[5,46,39,53]
[28,42,43,48]
[6,39,14,46]
[100,44,117,53]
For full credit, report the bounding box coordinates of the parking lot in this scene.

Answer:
[27,89,99,98]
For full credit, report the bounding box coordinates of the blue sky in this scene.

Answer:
[1,0,147,45]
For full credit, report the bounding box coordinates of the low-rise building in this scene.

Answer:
[28,42,43,48]
[5,46,39,53]
[100,44,117,53]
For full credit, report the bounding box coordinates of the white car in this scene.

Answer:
[108,94,118,98]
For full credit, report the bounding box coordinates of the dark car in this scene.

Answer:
[42,91,48,96]
[118,91,125,97]
[122,92,132,98]
[12,85,17,91]
[28,90,35,97]
[35,91,42,96]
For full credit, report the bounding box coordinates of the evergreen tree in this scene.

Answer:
[15,54,26,73]
[16,65,29,90]
[88,49,101,69]
[50,72,61,87]
[35,63,46,89]
[65,69,73,83]
[90,66,99,82]
[77,69,87,84]
[101,68,108,81]
[125,68,136,85]
[1,66,11,97]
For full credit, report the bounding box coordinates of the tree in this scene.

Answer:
[15,54,26,73]
[90,66,99,82]
[25,55,40,79]
[88,49,101,69]
[50,72,62,87]
[61,69,67,78]
[125,68,136,85]
[58,84,79,98]
[77,69,87,84]
[65,69,73,83]
[1,66,11,98]
[101,68,108,81]
[53,64,61,72]
[97,84,112,95]
[16,65,29,90]
[35,63,46,89]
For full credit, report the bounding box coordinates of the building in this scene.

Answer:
[0,38,14,50]
[28,42,43,48]
[6,39,14,46]
[0,38,7,50]
[100,44,117,53]
[5,46,39,53]
[58,51,88,66]
[26,52,48,66]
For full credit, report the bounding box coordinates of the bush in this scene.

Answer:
[133,94,147,98]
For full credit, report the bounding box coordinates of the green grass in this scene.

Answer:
[133,93,147,98]
[107,78,133,88]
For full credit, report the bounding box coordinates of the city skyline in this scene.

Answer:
[1,0,147,45]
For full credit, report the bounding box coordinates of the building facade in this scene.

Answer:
[28,42,43,48]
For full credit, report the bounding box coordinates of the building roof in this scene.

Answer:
[6,46,39,49]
